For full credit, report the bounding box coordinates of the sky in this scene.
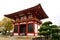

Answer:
[0,0,60,26]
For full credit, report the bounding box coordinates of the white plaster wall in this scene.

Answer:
[37,24,42,33]
[38,24,40,29]
[35,34,38,36]
[27,33,34,36]
[28,21,33,23]
[38,24,42,29]
[35,24,38,33]
[15,23,18,25]
[14,33,18,35]
[20,21,33,24]
[20,22,26,24]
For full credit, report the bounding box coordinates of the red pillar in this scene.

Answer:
[26,22,28,36]
[33,21,35,36]
[18,22,20,36]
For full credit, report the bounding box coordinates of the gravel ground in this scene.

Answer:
[0,35,32,40]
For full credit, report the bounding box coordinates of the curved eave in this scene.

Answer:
[4,4,48,20]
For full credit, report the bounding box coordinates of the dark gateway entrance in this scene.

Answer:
[20,24,26,36]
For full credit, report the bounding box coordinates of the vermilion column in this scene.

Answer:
[33,21,35,36]
[26,22,28,36]
[18,22,20,36]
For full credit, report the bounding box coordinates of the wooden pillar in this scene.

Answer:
[18,22,20,36]
[33,21,35,36]
[15,17,20,35]
[26,22,28,36]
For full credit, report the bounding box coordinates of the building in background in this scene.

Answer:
[4,4,48,36]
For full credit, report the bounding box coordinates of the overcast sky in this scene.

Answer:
[0,0,60,26]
